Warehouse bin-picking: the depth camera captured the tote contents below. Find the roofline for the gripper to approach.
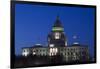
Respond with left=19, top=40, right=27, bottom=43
left=22, top=45, right=88, bottom=49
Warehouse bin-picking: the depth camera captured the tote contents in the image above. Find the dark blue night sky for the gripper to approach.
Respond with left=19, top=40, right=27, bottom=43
left=15, top=3, right=95, bottom=57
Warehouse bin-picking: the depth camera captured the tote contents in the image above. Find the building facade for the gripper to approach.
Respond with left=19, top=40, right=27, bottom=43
left=22, top=16, right=89, bottom=62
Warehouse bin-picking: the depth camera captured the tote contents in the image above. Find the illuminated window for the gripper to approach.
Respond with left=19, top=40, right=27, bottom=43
left=50, top=44, right=54, bottom=47
left=65, top=41, right=67, bottom=46
left=33, top=52, right=36, bottom=55
left=22, top=49, right=29, bottom=57
left=48, top=38, right=50, bottom=41
left=49, top=48, right=58, bottom=56
left=33, top=49, right=36, bottom=55
left=54, top=32, right=60, bottom=39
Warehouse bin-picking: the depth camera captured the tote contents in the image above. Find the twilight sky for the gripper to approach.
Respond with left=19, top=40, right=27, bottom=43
left=15, top=3, right=95, bottom=57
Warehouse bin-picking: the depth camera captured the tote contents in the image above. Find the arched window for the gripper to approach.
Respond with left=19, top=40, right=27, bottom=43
left=54, top=32, right=61, bottom=39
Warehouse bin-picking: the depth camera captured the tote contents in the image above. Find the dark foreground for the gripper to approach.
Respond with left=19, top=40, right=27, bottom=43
left=13, top=55, right=95, bottom=68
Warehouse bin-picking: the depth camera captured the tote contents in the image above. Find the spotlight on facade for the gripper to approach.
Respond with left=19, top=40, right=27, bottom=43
left=22, top=49, right=30, bottom=57
left=49, top=48, right=58, bottom=56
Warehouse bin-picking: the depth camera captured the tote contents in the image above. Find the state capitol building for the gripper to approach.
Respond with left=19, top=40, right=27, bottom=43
left=21, top=16, right=89, bottom=62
